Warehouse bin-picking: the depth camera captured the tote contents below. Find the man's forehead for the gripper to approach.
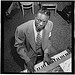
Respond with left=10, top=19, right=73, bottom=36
left=37, top=13, right=49, bottom=19
left=37, top=13, right=46, bottom=17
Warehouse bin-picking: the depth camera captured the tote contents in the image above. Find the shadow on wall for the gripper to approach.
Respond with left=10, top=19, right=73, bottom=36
left=10, top=36, right=25, bottom=71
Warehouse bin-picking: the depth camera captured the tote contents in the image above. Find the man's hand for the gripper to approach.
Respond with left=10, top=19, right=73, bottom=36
left=43, top=53, right=51, bottom=65
left=27, top=61, right=34, bottom=73
left=44, top=53, right=56, bottom=65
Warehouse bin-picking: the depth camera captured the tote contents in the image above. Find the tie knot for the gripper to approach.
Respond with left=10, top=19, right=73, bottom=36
left=37, top=32, right=41, bottom=39
left=37, top=32, right=40, bottom=35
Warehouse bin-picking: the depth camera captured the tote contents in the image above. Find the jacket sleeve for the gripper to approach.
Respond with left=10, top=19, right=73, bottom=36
left=44, top=21, right=58, bottom=57
left=14, top=27, right=30, bottom=63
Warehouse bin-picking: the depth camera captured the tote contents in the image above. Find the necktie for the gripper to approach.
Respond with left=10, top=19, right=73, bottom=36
left=35, top=32, right=44, bottom=64
left=36, top=32, right=42, bottom=50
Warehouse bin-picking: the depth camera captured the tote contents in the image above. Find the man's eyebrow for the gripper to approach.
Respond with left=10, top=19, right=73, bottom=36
left=43, top=21, right=46, bottom=22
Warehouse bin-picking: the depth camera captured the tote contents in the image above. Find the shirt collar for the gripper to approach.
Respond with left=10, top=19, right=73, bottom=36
left=33, top=20, right=36, bottom=33
left=33, top=20, right=43, bottom=41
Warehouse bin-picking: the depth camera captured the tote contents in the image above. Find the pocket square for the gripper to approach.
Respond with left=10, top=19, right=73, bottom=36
left=49, top=32, right=51, bottom=37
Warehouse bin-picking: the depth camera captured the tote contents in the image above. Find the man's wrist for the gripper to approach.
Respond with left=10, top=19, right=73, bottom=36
left=44, top=49, right=49, bottom=57
left=44, top=53, right=48, bottom=57
left=44, top=48, right=48, bottom=54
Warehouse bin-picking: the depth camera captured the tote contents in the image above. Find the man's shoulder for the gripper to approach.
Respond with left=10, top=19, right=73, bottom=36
left=46, top=20, right=53, bottom=32
left=17, top=20, right=34, bottom=30
left=48, top=20, right=53, bottom=25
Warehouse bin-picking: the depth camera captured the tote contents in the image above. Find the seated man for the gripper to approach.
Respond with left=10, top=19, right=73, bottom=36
left=14, top=9, right=58, bottom=73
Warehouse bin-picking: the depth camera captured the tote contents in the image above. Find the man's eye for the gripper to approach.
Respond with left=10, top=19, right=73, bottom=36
left=44, top=21, right=46, bottom=22
left=43, top=21, right=46, bottom=23
left=38, top=19, right=41, bottom=22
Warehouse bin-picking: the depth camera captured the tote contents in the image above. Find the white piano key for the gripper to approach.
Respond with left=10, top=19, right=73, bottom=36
left=34, top=61, right=44, bottom=71
left=38, top=67, right=41, bottom=70
left=45, top=62, right=48, bottom=66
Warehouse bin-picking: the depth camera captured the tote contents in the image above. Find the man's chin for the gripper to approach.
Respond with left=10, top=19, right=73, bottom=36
left=36, top=26, right=45, bottom=32
left=37, top=28, right=42, bottom=32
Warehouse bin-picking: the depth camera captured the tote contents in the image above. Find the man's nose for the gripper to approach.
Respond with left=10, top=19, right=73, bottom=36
left=39, top=22, right=43, bottom=26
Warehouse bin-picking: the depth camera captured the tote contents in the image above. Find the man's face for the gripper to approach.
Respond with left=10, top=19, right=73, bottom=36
left=35, top=13, right=49, bottom=32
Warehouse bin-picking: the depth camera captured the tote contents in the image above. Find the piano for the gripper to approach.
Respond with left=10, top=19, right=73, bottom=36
left=34, top=49, right=71, bottom=73
left=21, top=49, right=71, bottom=73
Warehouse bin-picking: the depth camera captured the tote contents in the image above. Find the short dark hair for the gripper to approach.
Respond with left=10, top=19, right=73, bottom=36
left=35, top=9, right=50, bottom=18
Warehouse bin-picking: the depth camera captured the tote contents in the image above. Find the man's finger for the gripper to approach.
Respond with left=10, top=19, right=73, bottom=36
left=46, top=61, right=50, bottom=65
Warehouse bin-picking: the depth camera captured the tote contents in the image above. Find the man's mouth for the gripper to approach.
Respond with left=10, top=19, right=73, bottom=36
left=36, top=25, right=44, bottom=32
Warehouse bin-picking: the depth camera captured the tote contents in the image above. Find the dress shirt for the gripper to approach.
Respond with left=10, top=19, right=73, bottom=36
left=33, top=21, right=43, bottom=42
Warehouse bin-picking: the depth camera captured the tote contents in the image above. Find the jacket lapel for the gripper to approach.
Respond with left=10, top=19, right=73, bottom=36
left=25, top=23, right=36, bottom=52
left=25, top=20, right=50, bottom=52
left=42, top=24, right=49, bottom=51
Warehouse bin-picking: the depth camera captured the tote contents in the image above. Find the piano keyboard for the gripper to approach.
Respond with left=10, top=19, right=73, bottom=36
left=34, top=49, right=71, bottom=72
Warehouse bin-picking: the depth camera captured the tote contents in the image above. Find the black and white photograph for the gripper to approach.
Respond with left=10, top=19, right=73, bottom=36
left=3, top=1, right=72, bottom=73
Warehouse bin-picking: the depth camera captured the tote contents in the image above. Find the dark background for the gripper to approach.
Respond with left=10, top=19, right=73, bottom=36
left=2, top=1, right=72, bottom=73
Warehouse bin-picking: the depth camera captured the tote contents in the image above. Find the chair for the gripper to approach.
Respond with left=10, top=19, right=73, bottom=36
left=20, top=2, right=34, bottom=17
left=41, top=3, right=57, bottom=15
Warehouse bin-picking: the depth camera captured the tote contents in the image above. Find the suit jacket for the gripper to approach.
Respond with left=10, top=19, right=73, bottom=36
left=14, top=20, right=58, bottom=63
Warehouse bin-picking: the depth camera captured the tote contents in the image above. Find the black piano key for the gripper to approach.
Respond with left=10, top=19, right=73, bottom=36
left=40, top=63, right=47, bottom=70
left=50, top=59, right=54, bottom=64
left=44, top=63, right=47, bottom=67
left=41, top=66, right=43, bottom=69
left=60, top=56, right=62, bottom=59
left=43, top=63, right=47, bottom=67
left=60, top=54, right=66, bottom=59
left=37, top=68, right=38, bottom=71
left=56, top=57, right=61, bottom=61
left=65, top=53, right=69, bottom=56
left=58, top=57, right=60, bottom=60
left=38, top=67, right=40, bottom=70
left=66, top=49, right=71, bottom=54
left=52, top=58, right=56, bottom=62
left=37, top=67, right=40, bottom=71
left=46, top=61, right=50, bottom=65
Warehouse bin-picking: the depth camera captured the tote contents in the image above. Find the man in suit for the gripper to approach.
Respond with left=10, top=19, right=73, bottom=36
left=14, top=9, right=58, bottom=73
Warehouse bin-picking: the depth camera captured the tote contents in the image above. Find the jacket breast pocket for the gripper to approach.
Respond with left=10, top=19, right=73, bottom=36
left=49, top=32, right=51, bottom=40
